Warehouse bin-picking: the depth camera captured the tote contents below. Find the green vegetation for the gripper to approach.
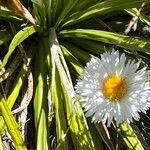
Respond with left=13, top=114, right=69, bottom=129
left=0, top=0, right=150, bottom=149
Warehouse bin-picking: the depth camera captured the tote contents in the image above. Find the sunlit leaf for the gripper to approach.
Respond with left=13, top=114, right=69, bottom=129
left=0, top=6, right=22, bottom=21
left=60, top=29, right=150, bottom=52
left=33, top=38, right=49, bottom=150
left=117, top=122, right=144, bottom=150
left=0, top=25, right=38, bottom=70
left=0, top=94, right=27, bottom=150
left=61, top=0, right=150, bottom=27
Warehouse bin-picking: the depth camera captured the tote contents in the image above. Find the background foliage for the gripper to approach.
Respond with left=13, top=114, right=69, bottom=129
left=0, top=0, right=150, bottom=150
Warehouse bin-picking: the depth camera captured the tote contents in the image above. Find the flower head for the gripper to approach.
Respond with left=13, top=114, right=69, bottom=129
left=75, top=50, right=150, bottom=126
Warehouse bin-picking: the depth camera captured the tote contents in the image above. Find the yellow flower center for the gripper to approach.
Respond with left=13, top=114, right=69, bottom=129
left=102, top=75, right=127, bottom=101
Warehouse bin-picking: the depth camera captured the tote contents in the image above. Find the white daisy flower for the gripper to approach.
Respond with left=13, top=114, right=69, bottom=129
left=75, top=50, right=150, bottom=126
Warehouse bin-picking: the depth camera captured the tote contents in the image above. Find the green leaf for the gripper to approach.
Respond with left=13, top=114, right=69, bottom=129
left=61, top=0, right=150, bottom=27
left=60, top=29, right=150, bottom=52
left=0, top=30, right=11, bottom=46
left=0, top=6, right=22, bottom=21
left=0, top=44, right=36, bottom=134
left=50, top=68, right=69, bottom=150
left=61, top=41, right=91, bottom=64
left=32, top=0, right=49, bottom=28
left=61, top=44, right=84, bottom=76
left=55, top=0, right=79, bottom=28
left=49, top=28, right=74, bottom=97
left=33, top=37, right=49, bottom=150
left=0, top=65, right=27, bottom=134
left=0, top=94, right=27, bottom=150
left=51, top=0, right=64, bottom=25
left=50, top=28, right=97, bottom=149
left=0, top=26, right=38, bottom=70
left=87, top=116, right=104, bottom=150
left=68, top=0, right=100, bottom=15
left=68, top=38, right=111, bottom=54
left=95, top=123, right=115, bottom=150
left=117, top=122, right=144, bottom=150
left=0, top=136, right=3, bottom=150
left=62, top=87, right=101, bottom=150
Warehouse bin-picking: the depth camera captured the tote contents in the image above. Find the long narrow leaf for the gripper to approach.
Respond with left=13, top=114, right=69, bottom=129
left=61, top=0, right=150, bottom=27
left=62, top=86, right=101, bottom=150
left=50, top=27, right=97, bottom=149
left=68, top=38, right=111, bottom=54
left=0, top=94, right=27, bottom=150
left=0, top=65, right=27, bottom=134
left=0, top=26, right=38, bottom=70
left=33, top=38, right=49, bottom=150
left=32, top=0, right=51, bottom=27
left=117, top=122, right=144, bottom=150
left=1, top=0, right=35, bottom=24
left=61, top=41, right=91, bottom=64
left=51, top=68, right=69, bottom=149
left=51, top=0, right=64, bottom=25
left=0, top=44, right=36, bottom=134
left=60, top=29, right=150, bottom=52
left=49, top=31, right=69, bottom=149
left=0, top=6, right=22, bottom=21
left=50, top=28, right=74, bottom=97
left=55, top=0, right=79, bottom=28
left=0, top=136, right=3, bottom=150
left=61, top=44, right=83, bottom=76
left=68, top=0, right=100, bottom=15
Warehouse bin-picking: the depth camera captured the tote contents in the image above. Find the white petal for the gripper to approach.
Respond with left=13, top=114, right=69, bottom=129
left=75, top=50, right=150, bottom=126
